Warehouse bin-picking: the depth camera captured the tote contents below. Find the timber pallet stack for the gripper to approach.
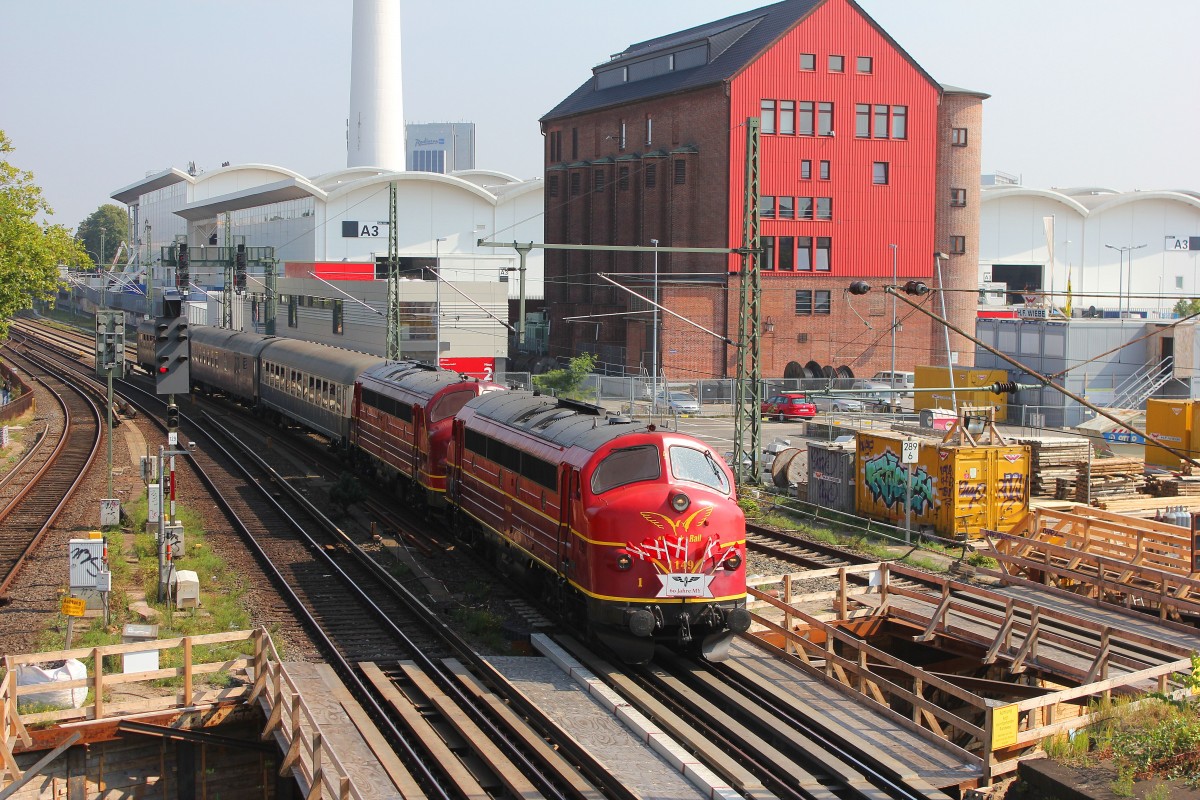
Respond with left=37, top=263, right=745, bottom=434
left=1015, top=436, right=1092, bottom=499
left=1145, top=474, right=1200, bottom=497
left=1075, top=456, right=1146, bottom=505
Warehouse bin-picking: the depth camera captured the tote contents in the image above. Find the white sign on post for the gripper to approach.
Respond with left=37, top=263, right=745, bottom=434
left=902, top=440, right=919, bottom=464
left=100, top=499, right=120, bottom=528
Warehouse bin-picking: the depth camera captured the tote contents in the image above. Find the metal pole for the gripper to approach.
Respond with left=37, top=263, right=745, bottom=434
left=516, top=243, right=531, bottom=348
left=935, top=252, right=957, bottom=408
left=434, top=238, right=446, bottom=366
left=905, top=462, right=913, bottom=545
left=158, top=445, right=166, bottom=602
left=890, top=244, right=898, bottom=398
left=651, top=238, right=659, bottom=405
left=106, top=372, right=114, bottom=499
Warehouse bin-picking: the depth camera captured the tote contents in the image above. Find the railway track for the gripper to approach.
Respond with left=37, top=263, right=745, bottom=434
left=0, top=344, right=102, bottom=600
left=14, top=318, right=641, bottom=800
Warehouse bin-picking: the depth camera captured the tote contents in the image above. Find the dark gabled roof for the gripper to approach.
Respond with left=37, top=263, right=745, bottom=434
left=541, top=0, right=943, bottom=124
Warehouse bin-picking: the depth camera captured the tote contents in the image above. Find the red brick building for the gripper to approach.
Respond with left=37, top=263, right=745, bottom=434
left=540, top=0, right=985, bottom=381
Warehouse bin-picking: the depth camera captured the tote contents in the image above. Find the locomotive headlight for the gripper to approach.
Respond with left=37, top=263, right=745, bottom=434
left=670, top=492, right=691, bottom=512
left=723, top=551, right=743, bottom=571
left=615, top=552, right=633, bottom=571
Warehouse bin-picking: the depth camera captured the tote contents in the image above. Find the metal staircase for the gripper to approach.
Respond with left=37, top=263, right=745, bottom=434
left=1107, top=356, right=1174, bottom=410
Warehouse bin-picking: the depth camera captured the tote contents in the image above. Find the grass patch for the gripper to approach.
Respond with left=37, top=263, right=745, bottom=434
left=450, top=605, right=507, bottom=653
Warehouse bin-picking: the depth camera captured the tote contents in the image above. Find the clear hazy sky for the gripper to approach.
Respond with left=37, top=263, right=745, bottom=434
left=4, top=0, right=1197, bottom=230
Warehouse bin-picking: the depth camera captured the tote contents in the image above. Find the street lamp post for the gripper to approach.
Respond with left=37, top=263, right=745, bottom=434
left=650, top=238, right=659, bottom=404
left=1104, top=243, right=1148, bottom=318
left=889, top=244, right=898, bottom=395
left=434, top=237, right=447, bottom=366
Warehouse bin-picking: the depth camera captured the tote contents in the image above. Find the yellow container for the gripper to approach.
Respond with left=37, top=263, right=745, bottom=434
left=854, top=432, right=1030, bottom=539
left=1144, top=398, right=1194, bottom=469
left=914, top=366, right=1009, bottom=418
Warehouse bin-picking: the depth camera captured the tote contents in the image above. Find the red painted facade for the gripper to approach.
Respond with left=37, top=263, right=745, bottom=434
left=726, top=0, right=939, bottom=278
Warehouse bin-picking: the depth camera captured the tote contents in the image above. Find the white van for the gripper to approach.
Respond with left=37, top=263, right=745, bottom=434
left=871, top=371, right=915, bottom=397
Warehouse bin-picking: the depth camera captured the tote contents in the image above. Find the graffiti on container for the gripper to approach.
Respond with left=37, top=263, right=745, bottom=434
left=863, top=450, right=936, bottom=514
left=997, top=471, right=1026, bottom=516
left=958, top=480, right=985, bottom=507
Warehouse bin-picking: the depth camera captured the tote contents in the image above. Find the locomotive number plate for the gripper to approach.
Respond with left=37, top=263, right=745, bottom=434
left=658, top=573, right=714, bottom=598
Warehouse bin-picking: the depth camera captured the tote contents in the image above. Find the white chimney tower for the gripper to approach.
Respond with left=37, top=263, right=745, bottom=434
left=347, top=0, right=404, bottom=170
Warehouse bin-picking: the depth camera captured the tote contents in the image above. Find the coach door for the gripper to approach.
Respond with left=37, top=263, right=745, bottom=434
left=558, top=468, right=580, bottom=580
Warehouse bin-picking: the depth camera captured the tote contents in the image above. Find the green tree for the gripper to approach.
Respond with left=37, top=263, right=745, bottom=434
left=1172, top=298, right=1200, bottom=318
left=0, top=131, right=87, bottom=336
left=532, top=352, right=597, bottom=400
left=76, top=204, right=128, bottom=269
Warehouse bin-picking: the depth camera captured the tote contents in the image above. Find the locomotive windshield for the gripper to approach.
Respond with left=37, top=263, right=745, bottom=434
left=429, top=389, right=474, bottom=422
left=669, top=446, right=731, bottom=494
left=591, top=445, right=661, bottom=494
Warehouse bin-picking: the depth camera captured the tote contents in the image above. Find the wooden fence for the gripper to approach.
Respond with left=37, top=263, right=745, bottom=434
left=1, top=628, right=363, bottom=800
left=746, top=562, right=1197, bottom=784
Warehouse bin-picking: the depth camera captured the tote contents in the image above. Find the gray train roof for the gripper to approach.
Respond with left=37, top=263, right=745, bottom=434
left=259, top=337, right=385, bottom=384
left=467, top=391, right=653, bottom=452
left=360, top=361, right=471, bottom=400
left=188, top=325, right=275, bottom=357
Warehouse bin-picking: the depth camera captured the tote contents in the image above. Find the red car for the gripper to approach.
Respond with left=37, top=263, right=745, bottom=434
left=761, top=392, right=817, bottom=420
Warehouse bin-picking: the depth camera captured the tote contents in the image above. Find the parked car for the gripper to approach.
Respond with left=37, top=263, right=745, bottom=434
left=850, top=379, right=896, bottom=411
left=656, top=391, right=701, bottom=414
left=871, top=370, right=915, bottom=397
left=761, top=392, right=817, bottom=420
left=811, top=394, right=863, bottom=413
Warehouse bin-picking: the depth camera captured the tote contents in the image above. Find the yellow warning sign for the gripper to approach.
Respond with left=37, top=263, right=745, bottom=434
left=60, top=596, right=86, bottom=617
left=991, top=704, right=1019, bottom=750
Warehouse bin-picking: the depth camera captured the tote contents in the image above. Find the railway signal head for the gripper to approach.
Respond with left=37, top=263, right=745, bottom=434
left=176, top=243, right=189, bottom=290
left=166, top=403, right=179, bottom=433
left=234, top=244, right=247, bottom=295
left=154, top=291, right=190, bottom=395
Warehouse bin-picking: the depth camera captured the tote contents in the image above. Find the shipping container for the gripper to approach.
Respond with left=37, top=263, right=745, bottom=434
left=914, top=365, right=1009, bottom=418
left=854, top=431, right=1030, bottom=539
left=807, top=441, right=856, bottom=514
left=1144, top=398, right=1197, bottom=469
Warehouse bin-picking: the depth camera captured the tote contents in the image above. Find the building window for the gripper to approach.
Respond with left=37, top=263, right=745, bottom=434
left=816, top=197, right=833, bottom=220
left=618, top=166, right=629, bottom=191
left=570, top=172, right=581, bottom=195
left=855, top=104, right=870, bottom=138
left=761, top=236, right=775, bottom=270
left=814, top=290, right=831, bottom=314
left=674, top=159, right=686, bottom=184
left=817, top=102, right=834, bottom=136
left=950, top=187, right=966, bottom=207
left=951, top=127, right=968, bottom=146
left=759, top=195, right=776, bottom=219
left=891, top=105, right=907, bottom=139
left=828, top=55, right=844, bottom=73
left=819, top=160, right=830, bottom=180
left=800, top=160, right=812, bottom=180
left=594, top=169, right=605, bottom=192
left=288, top=297, right=298, bottom=328
left=873, top=104, right=889, bottom=138
left=796, top=290, right=813, bottom=315
left=548, top=174, right=560, bottom=197
left=777, top=196, right=794, bottom=219
left=619, top=121, right=626, bottom=151
left=950, top=235, right=966, bottom=254
left=778, top=236, right=795, bottom=271
left=549, top=131, right=562, bottom=162
left=816, top=237, right=831, bottom=270
left=332, top=299, right=343, bottom=335
left=646, top=116, right=653, bottom=146
left=761, top=99, right=776, bottom=134
left=645, top=163, right=657, bottom=188
left=798, top=236, right=812, bottom=270
left=571, top=128, right=578, bottom=159
left=797, top=197, right=813, bottom=220
left=798, top=101, right=814, bottom=136
left=873, top=162, right=889, bottom=185
left=800, top=53, right=815, bottom=71
left=856, top=56, right=873, bottom=74
left=779, top=100, right=795, bottom=135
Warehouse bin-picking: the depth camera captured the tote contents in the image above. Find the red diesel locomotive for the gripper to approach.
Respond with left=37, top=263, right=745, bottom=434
left=446, top=391, right=750, bottom=662
left=353, top=361, right=503, bottom=507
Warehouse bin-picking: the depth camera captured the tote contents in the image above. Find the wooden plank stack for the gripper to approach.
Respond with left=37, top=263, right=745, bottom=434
left=1075, top=456, right=1146, bottom=505
left=1014, top=437, right=1093, bottom=499
left=1145, top=474, right=1200, bottom=497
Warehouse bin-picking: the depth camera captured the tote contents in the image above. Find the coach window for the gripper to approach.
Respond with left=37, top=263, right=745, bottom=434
left=669, top=446, right=730, bottom=493
left=591, top=445, right=661, bottom=494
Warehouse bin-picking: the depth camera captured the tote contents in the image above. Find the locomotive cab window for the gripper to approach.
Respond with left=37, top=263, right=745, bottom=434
left=591, top=445, right=661, bottom=494
left=669, top=446, right=731, bottom=493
